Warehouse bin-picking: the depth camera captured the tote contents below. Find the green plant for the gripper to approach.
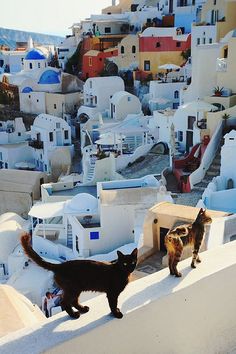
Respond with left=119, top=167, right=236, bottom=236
left=214, top=86, right=224, bottom=96
left=222, top=113, right=230, bottom=131
left=181, top=48, right=191, bottom=61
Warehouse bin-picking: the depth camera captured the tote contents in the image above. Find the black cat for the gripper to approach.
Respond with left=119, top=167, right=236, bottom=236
left=21, top=233, right=138, bottom=319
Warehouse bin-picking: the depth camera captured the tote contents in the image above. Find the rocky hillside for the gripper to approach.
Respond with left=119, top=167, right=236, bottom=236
left=0, top=27, right=64, bottom=49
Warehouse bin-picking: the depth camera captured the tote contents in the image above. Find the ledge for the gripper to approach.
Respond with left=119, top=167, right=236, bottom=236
left=1, top=242, right=236, bottom=354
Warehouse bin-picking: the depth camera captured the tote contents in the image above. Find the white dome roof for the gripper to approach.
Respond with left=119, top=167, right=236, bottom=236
left=0, top=220, right=23, bottom=263
left=64, top=193, right=98, bottom=214
left=0, top=212, right=27, bottom=228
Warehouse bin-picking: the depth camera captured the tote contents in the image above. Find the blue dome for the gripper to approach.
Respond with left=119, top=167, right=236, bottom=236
left=25, top=49, right=46, bottom=60
left=22, top=87, right=33, bottom=93
left=38, top=70, right=60, bottom=85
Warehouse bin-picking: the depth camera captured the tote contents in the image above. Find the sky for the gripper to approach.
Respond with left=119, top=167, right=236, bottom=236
left=0, top=0, right=112, bottom=37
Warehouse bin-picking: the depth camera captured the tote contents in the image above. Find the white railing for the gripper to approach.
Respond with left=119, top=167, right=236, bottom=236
left=115, top=143, right=154, bottom=171
left=216, top=57, right=227, bottom=72
left=189, top=121, right=223, bottom=188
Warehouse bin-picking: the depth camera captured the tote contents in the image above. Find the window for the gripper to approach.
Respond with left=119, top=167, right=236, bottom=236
left=95, top=96, right=97, bottom=104
left=197, top=38, right=200, bottom=45
left=121, top=45, right=124, bottom=54
left=38, top=63, right=41, bottom=68
left=64, top=130, right=69, bottom=139
left=37, top=99, right=39, bottom=102
left=90, top=231, right=99, bottom=240
left=127, top=96, right=131, bottom=102
left=156, top=42, right=161, bottom=48
left=105, top=27, right=111, bottom=33
left=174, top=90, right=179, bottom=99
left=54, top=104, right=57, bottom=109
left=144, top=60, right=150, bottom=71
left=89, top=57, right=92, bottom=66
left=203, top=37, right=206, bottom=44
left=56, top=123, right=60, bottom=128
left=0, top=152, right=2, bottom=160
left=132, top=45, right=136, bottom=53
left=49, top=132, right=53, bottom=142
left=213, top=0, right=216, bottom=4
left=28, top=95, right=31, bottom=99
left=44, top=164, right=47, bottom=171
left=4, top=162, right=8, bottom=169
left=178, top=131, right=183, bottom=141
left=176, top=41, right=181, bottom=48
left=18, top=132, right=21, bottom=136
left=209, top=38, right=213, bottom=44
left=29, top=63, right=33, bottom=69
left=89, top=80, right=92, bottom=88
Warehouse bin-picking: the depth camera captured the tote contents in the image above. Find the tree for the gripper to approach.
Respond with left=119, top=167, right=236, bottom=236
left=64, top=42, right=82, bottom=75
left=222, top=113, right=230, bottom=134
left=181, top=48, right=191, bottom=62
left=48, top=52, right=60, bottom=68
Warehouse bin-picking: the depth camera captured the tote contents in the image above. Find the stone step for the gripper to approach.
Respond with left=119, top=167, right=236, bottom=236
left=208, top=164, right=221, bottom=171
left=213, top=157, right=221, bottom=164
left=202, top=178, right=212, bottom=184
left=194, top=181, right=208, bottom=188
left=206, top=170, right=220, bottom=176
left=192, top=186, right=206, bottom=192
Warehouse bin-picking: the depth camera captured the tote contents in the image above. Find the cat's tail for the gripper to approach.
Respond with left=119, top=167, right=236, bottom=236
left=21, top=232, right=59, bottom=272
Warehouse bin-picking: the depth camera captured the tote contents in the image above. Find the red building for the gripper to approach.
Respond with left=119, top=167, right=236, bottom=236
left=82, top=48, right=118, bottom=79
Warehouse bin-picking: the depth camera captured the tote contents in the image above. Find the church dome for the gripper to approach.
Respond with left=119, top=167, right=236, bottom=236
left=22, top=86, right=33, bottom=93
left=25, top=49, right=46, bottom=60
left=38, top=70, right=60, bottom=84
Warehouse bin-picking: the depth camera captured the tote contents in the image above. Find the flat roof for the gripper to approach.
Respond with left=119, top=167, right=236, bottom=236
left=51, top=185, right=97, bottom=198
left=150, top=202, right=228, bottom=220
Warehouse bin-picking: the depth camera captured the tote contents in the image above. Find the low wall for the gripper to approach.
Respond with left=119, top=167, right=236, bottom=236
left=2, top=242, right=236, bottom=354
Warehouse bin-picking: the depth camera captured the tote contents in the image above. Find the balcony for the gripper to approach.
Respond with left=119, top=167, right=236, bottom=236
left=216, top=58, right=227, bottom=72
left=29, top=140, right=44, bottom=149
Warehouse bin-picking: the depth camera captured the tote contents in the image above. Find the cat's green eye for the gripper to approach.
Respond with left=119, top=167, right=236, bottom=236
left=132, top=261, right=136, bottom=264
left=123, top=262, right=127, bottom=266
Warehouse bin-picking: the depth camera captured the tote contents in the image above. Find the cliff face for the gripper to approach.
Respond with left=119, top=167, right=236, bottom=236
left=0, top=27, right=64, bottom=49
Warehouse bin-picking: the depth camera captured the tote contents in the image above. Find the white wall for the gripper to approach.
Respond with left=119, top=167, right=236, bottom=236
left=4, top=242, right=236, bottom=354
left=183, top=41, right=219, bottom=103
left=220, top=130, right=236, bottom=186
left=20, top=91, right=46, bottom=114
left=111, top=93, right=141, bottom=120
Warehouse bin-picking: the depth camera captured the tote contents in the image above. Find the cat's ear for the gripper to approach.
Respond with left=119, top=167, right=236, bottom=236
left=131, top=248, right=138, bottom=258
left=117, top=250, right=123, bottom=258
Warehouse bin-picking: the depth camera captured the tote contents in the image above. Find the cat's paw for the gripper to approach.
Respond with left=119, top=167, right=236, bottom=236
left=80, top=305, right=89, bottom=313
left=191, top=263, right=196, bottom=268
left=175, top=272, right=182, bottom=277
left=70, top=311, right=80, bottom=319
left=112, top=310, right=123, bottom=319
left=196, top=258, right=201, bottom=263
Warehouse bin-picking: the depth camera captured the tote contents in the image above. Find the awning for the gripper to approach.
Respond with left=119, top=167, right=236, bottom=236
left=28, top=201, right=65, bottom=219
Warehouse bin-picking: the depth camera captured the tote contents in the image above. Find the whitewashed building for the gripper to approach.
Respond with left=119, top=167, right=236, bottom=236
left=0, top=48, right=83, bottom=117
left=29, top=114, right=74, bottom=174
left=77, top=76, right=125, bottom=121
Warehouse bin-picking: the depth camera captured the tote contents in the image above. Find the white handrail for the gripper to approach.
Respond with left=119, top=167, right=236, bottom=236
left=189, top=121, right=223, bottom=188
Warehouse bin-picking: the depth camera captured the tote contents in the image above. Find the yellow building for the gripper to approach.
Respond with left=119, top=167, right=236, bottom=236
left=201, top=0, right=236, bottom=41
left=102, top=0, right=132, bottom=14
left=110, top=34, right=139, bottom=70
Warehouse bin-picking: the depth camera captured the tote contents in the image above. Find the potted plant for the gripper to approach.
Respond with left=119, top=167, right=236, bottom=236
left=213, top=86, right=224, bottom=96
left=222, top=112, right=230, bottom=135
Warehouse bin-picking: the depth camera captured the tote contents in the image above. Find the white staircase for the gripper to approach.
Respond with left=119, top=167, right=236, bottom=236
left=67, top=223, right=73, bottom=249
left=85, top=156, right=97, bottom=183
